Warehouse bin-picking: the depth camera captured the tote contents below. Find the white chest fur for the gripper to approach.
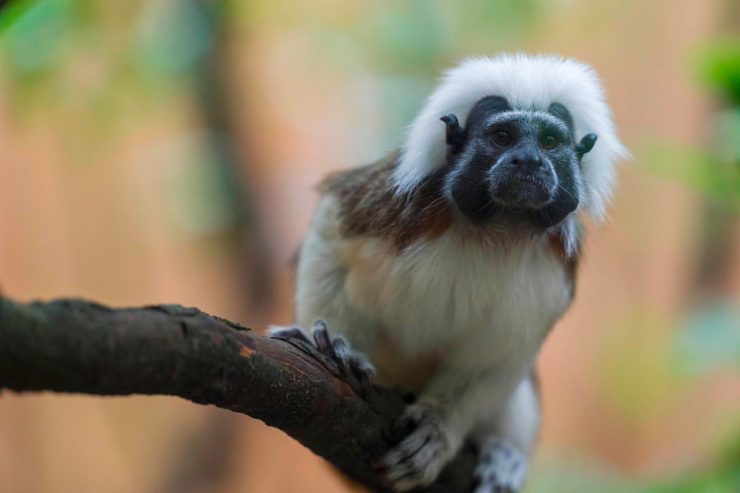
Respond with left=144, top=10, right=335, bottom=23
left=340, top=228, right=571, bottom=368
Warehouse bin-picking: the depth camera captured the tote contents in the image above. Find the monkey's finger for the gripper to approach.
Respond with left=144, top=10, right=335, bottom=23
left=312, top=320, right=337, bottom=359
left=267, top=325, right=311, bottom=344
left=348, top=354, right=375, bottom=390
left=331, top=337, right=352, bottom=375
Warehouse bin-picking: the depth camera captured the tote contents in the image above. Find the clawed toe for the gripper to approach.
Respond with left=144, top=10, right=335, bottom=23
left=268, top=325, right=311, bottom=343
left=311, top=320, right=334, bottom=357
left=269, top=320, right=374, bottom=390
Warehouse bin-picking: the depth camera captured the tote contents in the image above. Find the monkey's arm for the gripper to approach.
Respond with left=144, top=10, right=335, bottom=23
left=381, top=355, right=533, bottom=491
left=294, top=195, right=382, bottom=356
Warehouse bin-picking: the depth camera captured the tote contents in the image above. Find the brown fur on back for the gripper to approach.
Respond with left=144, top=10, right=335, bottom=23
left=321, top=151, right=452, bottom=250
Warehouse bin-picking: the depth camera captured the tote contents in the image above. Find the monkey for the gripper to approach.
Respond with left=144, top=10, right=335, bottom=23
left=271, top=53, right=628, bottom=492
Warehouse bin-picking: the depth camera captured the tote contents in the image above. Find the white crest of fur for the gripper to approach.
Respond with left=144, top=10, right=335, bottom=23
left=393, top=53, right=629, bottom=221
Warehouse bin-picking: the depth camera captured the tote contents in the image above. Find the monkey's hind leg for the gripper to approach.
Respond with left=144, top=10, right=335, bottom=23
left=269, top=320, right=375, bottom=389
left=472, top=375, right=539, bottom=493
left=473, top=438, right=527, bottom=493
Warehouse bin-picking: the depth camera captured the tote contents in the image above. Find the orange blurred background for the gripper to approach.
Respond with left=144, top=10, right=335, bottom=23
left=0, top=1, right=738, bottom=492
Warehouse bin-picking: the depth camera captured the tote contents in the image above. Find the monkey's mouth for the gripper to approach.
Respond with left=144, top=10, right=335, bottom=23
left=489, top=174, right=555, bottom=209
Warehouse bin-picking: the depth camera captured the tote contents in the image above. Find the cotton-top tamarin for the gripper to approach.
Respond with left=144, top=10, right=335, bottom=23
left=271, top=53, right=627, bottom=492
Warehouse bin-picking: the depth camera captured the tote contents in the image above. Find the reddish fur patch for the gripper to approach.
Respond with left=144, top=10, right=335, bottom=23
left=547, top=233, right=579, bottom=297
left=321, top=151, right=452, bottom=250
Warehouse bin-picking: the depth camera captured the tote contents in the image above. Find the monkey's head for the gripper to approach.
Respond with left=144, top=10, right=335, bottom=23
left=393, top=54, right=628, bottom=242
left=441, top=96, right=597, bottom=227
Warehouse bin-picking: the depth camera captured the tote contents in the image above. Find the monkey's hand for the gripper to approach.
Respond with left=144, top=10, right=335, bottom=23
left=269, top=320, right=375, bottom=390
left=379, top=403, right=456, bottom=491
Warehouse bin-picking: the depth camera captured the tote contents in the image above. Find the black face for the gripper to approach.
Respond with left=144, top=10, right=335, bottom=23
left=442, top=96, right=597, bottom=228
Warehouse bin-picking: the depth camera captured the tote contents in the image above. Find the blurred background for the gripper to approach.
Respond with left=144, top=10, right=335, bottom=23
left=0, top=0, right=738, bottom=492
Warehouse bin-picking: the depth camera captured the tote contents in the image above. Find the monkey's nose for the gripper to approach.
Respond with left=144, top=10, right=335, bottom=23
left=510, top=152, right=542, bottom=172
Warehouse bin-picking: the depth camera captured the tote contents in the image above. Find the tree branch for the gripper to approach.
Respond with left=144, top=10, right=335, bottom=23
left=0, top=297, right=476, bottom=493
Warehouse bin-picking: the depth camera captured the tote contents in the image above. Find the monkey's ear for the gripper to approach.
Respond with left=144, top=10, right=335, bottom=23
left=575, top=133, right=597, bottom=159
left=440, top=114, right=466, bottom=153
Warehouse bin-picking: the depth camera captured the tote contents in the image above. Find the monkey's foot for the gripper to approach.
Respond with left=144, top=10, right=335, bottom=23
left=268, top=320, right=375, bottom=389
left=379, top=404, right=452, bottom=491
left=472, top=439, right=527, bottom=493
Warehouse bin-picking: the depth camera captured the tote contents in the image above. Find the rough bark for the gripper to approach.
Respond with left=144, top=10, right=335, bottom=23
left=0, top=297, right=477, bottom=493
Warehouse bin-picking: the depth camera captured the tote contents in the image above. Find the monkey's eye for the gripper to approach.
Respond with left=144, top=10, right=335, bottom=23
left=540, top=133, right=560, bottom=150
left=491, top=129, right=513, bottom=147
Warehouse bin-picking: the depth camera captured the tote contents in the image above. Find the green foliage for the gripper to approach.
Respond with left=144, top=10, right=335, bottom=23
left=528, top=433, right=740, bottom=493
left=2, top=0, right=79, bottom=78
left=132, top=0, right=213, bottom=82
left=695, top=39, right=740, bottom=105
left=596, top=309, right=677, bottom=420
left=165, top=131, right=239, bottom=235
left=527, top=459, right=643, bottom=493
left=0, top=0, right=37, bottom=34
left=641, top=143, right=739, bottom=211
left=359, top=2, right=448, bottom=72
left=642, top=433, right=740, bottom=493
left=670, top=301, right=740, bottom=377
